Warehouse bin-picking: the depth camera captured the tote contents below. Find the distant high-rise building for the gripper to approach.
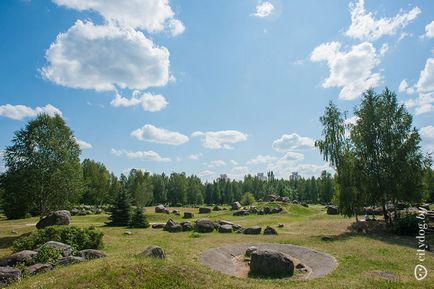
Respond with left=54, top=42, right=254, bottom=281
left=289, top=172, right=301, bottom=181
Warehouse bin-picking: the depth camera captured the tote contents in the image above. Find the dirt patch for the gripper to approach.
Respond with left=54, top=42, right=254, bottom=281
left=199, top=243, right=337, bottom=280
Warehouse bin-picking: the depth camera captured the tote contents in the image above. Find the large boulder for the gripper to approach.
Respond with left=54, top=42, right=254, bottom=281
left=327, top=206, right=339, bottom=215
left=140, top=245, right=165, bottom=259
left=263, top=226, right=278, bottom=235
left=180, top=221, right=193, bottom=231
left=0, top=266, right=21, bottom=284
left=58, top=256, right=85, bottom=266
left=233, top=210, right=249, bottom=216
left=265, top=195, right=278, bottom=202
left=281, top=197, right=290, bottom=203
left=243, top=226, right=262, bottom=235
left=249, top=249, right=294, bottom=277
left=195, top=218, right=214, bottom=233
left=218, top=220, right=234, bottom=226
left=36, top=210, right=71, bottom=229
left=39, top=241, right=72, bottom=257
left=151, top=223, right=165, bottom=229
left=218, top=224, right=233, bottom=233
left=271, top=207, right=283, bottom=214
left=0, top=250, right=37, bottom=266
left=77, top=249, right=107, bottom=260
left=155, top=204, right=166, bottom=213
left=163, top=219, right=182, bottom=233
left=231, top=202, right=241, bottom=210
left=183, top=212, right=194, bottom=219
left=27, top=263, right=53, bottom=275
left=199, top=207, right=211, bottom=214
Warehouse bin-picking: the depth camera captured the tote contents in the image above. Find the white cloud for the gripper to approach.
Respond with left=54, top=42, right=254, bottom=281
left=41, top=20, right=170, bottom=91
left=398, top=79, right=415, bottom=95
left=416, top=58, right=434, bottom=94
left=192, top=130, right=248, bottom=149
left=111, top=148, right=170, bottom=162
left=404, top=58, right=434, bottom=115
left=0, top=104, right=62, bottom=120
left=421, top=126, right=434, bottom=139
left=346, top=0, right=420, bottom=41
left=228, top=166, right=250, bottom=180
left=424, top=21, right=434, bottom=38
left=380, top=43, right=389, bottom=56
left=345, top=115, right=359, bottom=126
left=251, top=1, right=274, bottom=18
left=75, top=138, right=92, bottom=149
left=198, top=170, right=216, bottom=181
left=405, top=93, right=434, bottom=115
left=247, top=154, right=278, bottom=165
left=272, top=133, right=315, bottom=152
left=229, top=160, right=238, bottom=165
left=111, top=91, right=168, bottom=112
left=53, top=0, right=184, bottom=36
left=131, top=124, right=189, bottom=145
left=281, top=151, right=304, bottom=161
left=208, top=160, right=227, bottom=167
left=188, top=153, right=202, bottom=160
left=311, top=41, right=381, bottom=100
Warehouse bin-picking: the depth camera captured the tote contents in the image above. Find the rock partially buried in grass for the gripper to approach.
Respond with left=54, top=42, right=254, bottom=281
left=195, top=218, right=215, bottom=233
left=326, top=206, right=339, bottom=215
left=199, top=207, right=211, bottom=214
left=163, top=219, right=182, bottom=233
left=140, top=245, right=165, bottom=259
left=218, top=224, right=233, bottom=233
left=0, top=266, right=21, bottom=284
left=263, top=226, right=278, bottom=235
left=231, top=201, right=241, bottom=210
left=58, top=256, right=85, bottom=266
left=243, top=226, right=262, bottom=235
left=245, top=246, right=257, bottom=258
left=39, top=241, right=72, bottom=257
left=183, top=212, right=194, bottom=219
left=0, top=250, right=37, bottom=266
left=155, top=204, right=166, bottom=213
left=151, top=223, right=165, bottom=229
left=27, top=263, right=53, bottom=275
left=77, top=249, right=107, bottom=260
left=249, top=249, right=294, bottom=278
left=180, top=221, right=193, bottom=231
left=36, top=210, right=71, bottom=229
left=233, top=210, right=249, bottom=216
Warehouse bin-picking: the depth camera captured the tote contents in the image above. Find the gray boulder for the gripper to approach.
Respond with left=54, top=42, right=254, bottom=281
left=77, top=249, right=107, bottom=260
left=231, top=202, right=241, bottom=210
left=243, top=226, right=262, bottom=235
left=281, top=197, right=290, bottom=202
left=233, top=210, right=249, bottom=216
left=58, top=256, right=85, bottom=266
left=199, top=207, right=211, bottom=214
left=163, top=219, right=182, bottom=233
left=245, top=246, right=257, bottom=258
left=249, top=249, right=294, bottom=277
left=264, top=226, right=278, bottom=235
left=36, top=210, right=71, bottom=229
left=218, top=220, right=234, bottom=226
left=218, top=224, right=233, bottom=233
left=327, top=206, right=339, bottom=215
left=180, top=221, right=193, bottom=231
left=155, top=204, right=166, bottom=213
left=183, top=212, right=194, bottom=218
left=27, top=263, right=53, bottom=275
left=151, top=223, right=165, bottom=229
left=39, top=241, right=72, bottom=257
left=140, top=245, right=165, bottom=259
left=0, top=250, right=37, bottom=266
left=195, top=218, right=214, bottom=233
left=0, top=266, right=21, bottom=284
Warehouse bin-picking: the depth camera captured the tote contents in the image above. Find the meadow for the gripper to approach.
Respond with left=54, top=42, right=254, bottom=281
left=0, top=204, right=433, bottom=289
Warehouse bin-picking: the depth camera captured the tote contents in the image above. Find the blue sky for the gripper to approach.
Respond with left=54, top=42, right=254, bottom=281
left=0, top=0, right=434, bottom=180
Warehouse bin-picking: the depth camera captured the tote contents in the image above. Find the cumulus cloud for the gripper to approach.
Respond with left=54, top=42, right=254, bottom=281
left=425, top=21, right=434, bottom=38
left=415, top=58, right=434, bottom=94
left=251, top=1, right=274, bottom=18
left=52, top=0, right=184, bottom=36
left=208, top=160, right=227, bottom=167
left=111, top=91, right=168, bottom=112
left=198, top=170, right=216, bottom=181
left=0, top=104, right=62, bottom=120
left=404, top=58, right=434, bottom=115
left=41, top=20, right=170, bottom=91
left=111, top=148, right=171, bottom=162
left=131, top=124, right=189, bottom=145
left=192, top=130, right=248, bottom=149
left=398, top=79, right=415, bottom=95
left=420, top=126, right=434, bottom=153
left=188, top=153, right=202, bottom=160
left=247, top=154, right=278, bottom=165
left=75, top=138, right=92, bottom=149
left=346, top=0, right=420, bottom=41
left=228, top=166, right=250, bottom=180
left=272, top=133, right=315, bottom=152
left=311, top=41, right=381, bottom=100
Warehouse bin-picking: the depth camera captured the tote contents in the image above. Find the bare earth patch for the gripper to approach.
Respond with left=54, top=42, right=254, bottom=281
left=199, top=243, right=337, bottom=280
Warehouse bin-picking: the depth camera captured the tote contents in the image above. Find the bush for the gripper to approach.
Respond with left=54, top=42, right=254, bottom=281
left=240, top=192, right=256, bottom=206
left=13, top=225, right=104, bottom=252
left=129, top=207, right=149, bottom=228
left=393, top=214, right=419, bottom=236
left=108, top=190, right=131, bottom=226
left=32, top=246, right=60, bottom=264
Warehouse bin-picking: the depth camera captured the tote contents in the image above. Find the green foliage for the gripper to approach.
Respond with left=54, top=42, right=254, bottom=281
left=392, top=214, right=419, bottom=236
left=81, top=159, right=110, bottom=206
left=240, top=192, right=256, bottom=206
left=129, top=207, right=149, bottom=228
left=2, top=114, right=82, bottom=219
left=33, top=246, right=60, bottom=264
left=127, top=169, right=153, bottom=207
left=108, top=190, right=131, bottom=226
left=13, top=225, right=104, bottom=252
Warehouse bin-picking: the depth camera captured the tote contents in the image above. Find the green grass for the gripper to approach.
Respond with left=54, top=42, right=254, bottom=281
left=0, top=203, right=433, bottom=289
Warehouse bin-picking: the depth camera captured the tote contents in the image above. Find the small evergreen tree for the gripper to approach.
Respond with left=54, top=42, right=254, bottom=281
left=108, top=190, right=131, bottom=226
left=240, top=192, right=256, bottom=206
left=129, top=207, right=149, bottom=228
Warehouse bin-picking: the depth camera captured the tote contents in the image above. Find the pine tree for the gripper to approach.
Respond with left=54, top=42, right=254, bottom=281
left=108, top=190, right=131, bottom=226
left=129, top=207, right=149, bottom=228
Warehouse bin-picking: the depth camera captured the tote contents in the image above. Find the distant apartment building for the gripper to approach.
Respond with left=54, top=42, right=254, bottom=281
left=256, top=173, right=267, bottom=181
left=289, top=172, right=301, bottom=181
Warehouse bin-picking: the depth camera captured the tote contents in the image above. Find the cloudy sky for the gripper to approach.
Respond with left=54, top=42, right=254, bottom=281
left=0, top=0, right=433, bottom=180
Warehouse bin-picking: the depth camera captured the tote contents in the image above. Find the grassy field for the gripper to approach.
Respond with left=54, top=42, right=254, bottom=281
left=0, top=204, right=433, bottom=289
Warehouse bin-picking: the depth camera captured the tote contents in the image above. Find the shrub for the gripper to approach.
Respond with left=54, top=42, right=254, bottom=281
left=129, top=207, right=149, bottom=228
left=13, top=225, right=104, bottom=252
left=32, top=246, right=60, bottom=264
left=108, top=190, right=131, bottom=226
left=393, top=214, right=419, bottom=236
left=240, top=192, right=256, bottom=206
